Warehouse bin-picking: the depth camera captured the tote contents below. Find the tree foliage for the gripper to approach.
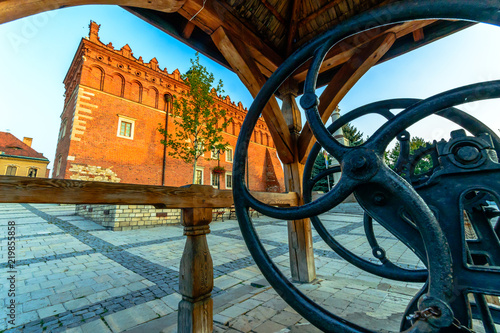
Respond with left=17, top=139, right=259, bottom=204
left=311, top=151, right=333, bottom=192
left=342, top=123, right=364, bottom=146
left=384, top=136, right=433, bottom=175
left=158, top=53, right=231, bottom=183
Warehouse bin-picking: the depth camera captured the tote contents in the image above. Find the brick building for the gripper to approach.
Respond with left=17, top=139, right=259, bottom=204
left=53, top=21, right=284, bottom=192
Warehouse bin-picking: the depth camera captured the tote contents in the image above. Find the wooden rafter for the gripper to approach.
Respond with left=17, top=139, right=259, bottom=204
left=182, top=21, right=196, bottom=39
left=297, top=33, right=396, bottom=163
left=211, top=27, right=294, bottom=164
left=260, top=0, right=285, bottom=25
left=286, top=0, right=301, bottom=55
left=179, top=0, right=283, bottom=71
left=413, top=28, right=425, bottom=42
left=292, top=20, right=436, bottom=83
left=298, top=0, right=343, bottom=28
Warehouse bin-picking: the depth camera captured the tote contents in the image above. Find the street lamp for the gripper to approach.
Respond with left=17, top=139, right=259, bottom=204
left=217, top=149, right=221, bottom=190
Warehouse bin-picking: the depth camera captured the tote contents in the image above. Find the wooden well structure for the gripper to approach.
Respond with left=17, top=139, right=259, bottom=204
left=0, top=1, right=480, bottom=332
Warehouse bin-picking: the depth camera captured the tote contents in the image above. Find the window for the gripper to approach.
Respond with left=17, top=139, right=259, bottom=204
left=28, top=168, right=38, bottom=177
left=225, top=172, right=232, bottom=189
left=195, top=168, right=204, bottom=185
left=226, top=147, right=233, bottom=163
left=211, top=173, right=220, bottom=188
left=117, top=115, right=136, bottom=139
left=120, top=121, right=132, bottom=136
left=56, top=155, right=62, bottom=177
left=6, top=166, right=17, bottom=176
left=58, top=118, right=67, bottom=141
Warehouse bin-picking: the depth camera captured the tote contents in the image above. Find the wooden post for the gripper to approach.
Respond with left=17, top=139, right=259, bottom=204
left=281, top=82, right=316, bottom=283
left=178, top=208, right=213, bottom=333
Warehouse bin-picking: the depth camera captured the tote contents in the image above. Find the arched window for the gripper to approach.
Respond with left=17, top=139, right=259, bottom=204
left=147, top=86, right=159, bottom=108
left=89, top=65, right=105, bottom=90
left=110, top=73, right=125, bottom=97
left=131, top=81, right=143, bottom=103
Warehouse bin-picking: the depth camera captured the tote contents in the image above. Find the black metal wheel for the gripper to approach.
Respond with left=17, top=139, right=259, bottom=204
left=233, top=1, right=500, bottom=332
left=302, top=98, right=500, bottom=284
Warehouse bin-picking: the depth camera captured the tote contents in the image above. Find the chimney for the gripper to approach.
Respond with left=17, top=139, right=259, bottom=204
left=89, top=21, right=101, bottom=42
left=23, top=137, right=33, bottom=147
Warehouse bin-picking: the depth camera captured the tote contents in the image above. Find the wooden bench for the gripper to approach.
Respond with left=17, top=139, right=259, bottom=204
left=213, top=210, right=225, bottom=221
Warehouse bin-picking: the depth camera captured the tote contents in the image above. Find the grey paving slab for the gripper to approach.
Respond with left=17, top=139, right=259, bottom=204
left=1, top=203, right=497, bottom=333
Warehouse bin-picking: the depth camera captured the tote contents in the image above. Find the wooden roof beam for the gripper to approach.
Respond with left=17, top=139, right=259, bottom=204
left=413, top=28, right=425, bottom=42
left=179, top=0, right=283, bottom=71
left=286, top=0, right=302, bottom=55
left=212, top=27, right=294, bottom=164
left=182, top=21, right=196, bottom=39
left=0, top=0, right=186, bottom=24
left=292, top=20, right=436, bottom=83
left=259, top=0, right=286, bottom=25
left=297, top=33, right=396, bottom=163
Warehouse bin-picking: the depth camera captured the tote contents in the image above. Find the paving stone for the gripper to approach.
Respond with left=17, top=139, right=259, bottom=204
left=253, top=320, right=287, bottom=333
left=64, top=298, right=91, bottom=311
left=104, top=303, right=157, bottom=332
left=23, top=298, right=51, bottom=312
left=146, top=299, right=174, bottom=316
left=269, top=310, right=302, bottom=327
left=37, top=304, right=66, bottom=318
left=80, top=319, right=112, bottom=333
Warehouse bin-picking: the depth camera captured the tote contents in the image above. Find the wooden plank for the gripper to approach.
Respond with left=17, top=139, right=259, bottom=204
left=0, top=176, right=299, bottom=208
left=211, top=26, right=295, bottom=164
left=0, top=0, right=186, bottom=24
left=297, top=33, right=396, bottom=163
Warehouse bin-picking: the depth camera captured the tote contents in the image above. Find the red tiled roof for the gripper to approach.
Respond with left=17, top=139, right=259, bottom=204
left=0, top=132, right=48, bottom=160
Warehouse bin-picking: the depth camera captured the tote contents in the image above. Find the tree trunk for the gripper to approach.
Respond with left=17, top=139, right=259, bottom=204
left=192, top=158, right=198, bottom=184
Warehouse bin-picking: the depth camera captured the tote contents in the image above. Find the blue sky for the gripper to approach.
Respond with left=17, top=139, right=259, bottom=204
left=0, top=5, right=499, bottom=169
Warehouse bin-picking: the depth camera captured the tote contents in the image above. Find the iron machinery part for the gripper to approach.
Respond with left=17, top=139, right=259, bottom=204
left=354, top=131, right=500, bottom=331
left=302, top=100, right=427, bottom=282
left=302, top=98, right=500, bottom=284
left=233, top=1, right=500, bottom=332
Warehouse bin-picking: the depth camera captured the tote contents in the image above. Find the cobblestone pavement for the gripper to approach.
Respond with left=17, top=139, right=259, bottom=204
left=0, top=203, right=454, bottom=332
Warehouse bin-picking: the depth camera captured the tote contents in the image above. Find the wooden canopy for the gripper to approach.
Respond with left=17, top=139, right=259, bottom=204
left=0, top=0, right=477, bottom=284
left=0, top=0, right=472, bottom=164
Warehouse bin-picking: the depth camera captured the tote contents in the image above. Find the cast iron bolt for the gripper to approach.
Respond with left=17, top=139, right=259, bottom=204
left=373, top=193, right=386, bottom=206
left=300, top=93, right=319, bottom=109
left=456, top=146, right=480, bottom=163
left=352, top=156, right=367, bottom=171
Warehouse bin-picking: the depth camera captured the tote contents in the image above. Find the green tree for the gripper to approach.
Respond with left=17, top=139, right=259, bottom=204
left=311, top=151, right=333, bottom=192
left=158, top=53, right=231, bottom=184
left=342, top=123, right=364, bottom=146
left=384, top=136, right=433, bottom=175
